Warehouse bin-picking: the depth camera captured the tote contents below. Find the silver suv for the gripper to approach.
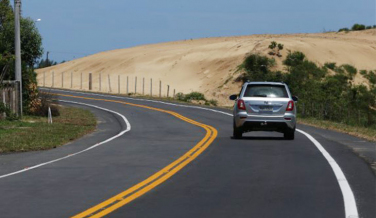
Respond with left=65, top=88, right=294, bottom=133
left=230, top=82, right=298, bottom=140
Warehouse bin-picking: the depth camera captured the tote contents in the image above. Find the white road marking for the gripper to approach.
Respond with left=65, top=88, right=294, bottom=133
left=0, top=100, right=131, bottom=179
left=296, top=129, right=358, bottom=218
left=42, top=88, right=359, bottom=218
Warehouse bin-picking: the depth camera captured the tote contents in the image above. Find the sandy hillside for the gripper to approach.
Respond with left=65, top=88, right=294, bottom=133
left=36, top=30, right=376, bottom=106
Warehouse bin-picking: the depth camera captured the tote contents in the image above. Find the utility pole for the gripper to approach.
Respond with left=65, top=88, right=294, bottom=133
left=14, top=0, right=22, bottom=117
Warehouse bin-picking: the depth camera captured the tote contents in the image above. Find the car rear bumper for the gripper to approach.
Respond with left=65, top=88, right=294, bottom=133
left=234, top=113, right=296, bottom=132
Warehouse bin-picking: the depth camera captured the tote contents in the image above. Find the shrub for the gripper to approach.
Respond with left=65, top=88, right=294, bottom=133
left=0, top=102, right=18, bottom=120
left=352, top=24, right=366, bottom=31
left=366, top=26, right=372, bottom=30
left=365, top=71, right=376, bottom=85
left=175, top=92, right=185, bottom=101
left=208, top=99, right=218, bottom=106
left=29, top=92, right=60, bottom=117
left=268, top=41, right=277, bottom=50
left=235, top=50, right=376, bottom=128
left=338, top=28, right=349, bottom=32
left=341, top=64, right=357, bottom=78
left=184, top=92, right=206, bottom=101
left=324, top=62, right=336, bottom=70
left=283, top=51, right=305, bottom=67
left=268, top=41, right=284, bottom=56
left=237, top=53, right=285, bottom=82
left=360, top=70, right=367, bottom=76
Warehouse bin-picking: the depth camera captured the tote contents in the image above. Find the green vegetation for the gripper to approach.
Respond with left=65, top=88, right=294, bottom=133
left=237, top=51, right=376, bottom=130
left=338, top=23, right=376, bottom=32
left=324, top=62, right=336, bottom=70
left=364, top=71, right=376, bottom=85
left=352, top=23, right=366, bottom=31
left=268, top=41, right=284, bottom=56
left=175, top=91, right=218, bottom=106
left=236, top=53, right=281, bottom=82
left=0, top=0, right=43, bottom=115
left=299, top=117, right=376, bottom=142
left=338, top=28, right=350, bottom=32
left=0, top=102, right=18, bottom=120
left=0, top=105, right=96, bottom=153
left=36, top=58, right=58, bottom=69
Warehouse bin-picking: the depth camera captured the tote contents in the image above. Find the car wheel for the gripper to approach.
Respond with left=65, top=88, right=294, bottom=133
left=284, top=128, right=295, bottom=140
left=233, top=122, right=243, bottom=139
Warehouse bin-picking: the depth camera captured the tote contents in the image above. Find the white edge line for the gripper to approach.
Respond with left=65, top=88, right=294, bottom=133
left=42, top=88, right=359, bottom=218
left=296, top=129, right=359, bottom=218
left=0, top=100, right=131, bottom=179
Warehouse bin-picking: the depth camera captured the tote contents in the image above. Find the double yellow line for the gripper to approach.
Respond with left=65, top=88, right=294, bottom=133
left=53, top=94, right=217, bottom=218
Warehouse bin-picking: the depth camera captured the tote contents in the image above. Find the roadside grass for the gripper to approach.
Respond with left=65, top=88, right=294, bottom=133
left=0, top=106, right=96, bottom=153
left=298, top=117, right=376, bottom=142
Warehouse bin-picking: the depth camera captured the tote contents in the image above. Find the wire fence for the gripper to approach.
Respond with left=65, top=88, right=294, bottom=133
left=38, top=71, right=178, bottom=98
left=298, top=101, right=375, bottom=128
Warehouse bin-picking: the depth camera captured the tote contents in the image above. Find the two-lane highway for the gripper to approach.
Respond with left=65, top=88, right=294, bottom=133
left=0, top=89, right=374, bottom=218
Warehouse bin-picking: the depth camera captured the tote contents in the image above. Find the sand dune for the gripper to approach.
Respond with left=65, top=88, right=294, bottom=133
left=36, top=30, right=376, bottom=106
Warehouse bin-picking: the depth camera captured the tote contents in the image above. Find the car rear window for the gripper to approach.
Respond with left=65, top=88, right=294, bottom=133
left=243, top=84, right=288, bottom=98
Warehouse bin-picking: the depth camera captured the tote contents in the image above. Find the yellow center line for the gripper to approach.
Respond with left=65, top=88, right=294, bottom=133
left=51, top=93, right=218, bottom=218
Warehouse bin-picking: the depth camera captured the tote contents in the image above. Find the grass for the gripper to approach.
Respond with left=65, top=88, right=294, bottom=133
left=298, top=117, right=376, bottom=142
left=0, top=105, right=96, bottom=153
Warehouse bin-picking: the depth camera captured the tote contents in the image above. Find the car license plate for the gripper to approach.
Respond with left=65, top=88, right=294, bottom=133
left=259, top=106, right=273, bottom=111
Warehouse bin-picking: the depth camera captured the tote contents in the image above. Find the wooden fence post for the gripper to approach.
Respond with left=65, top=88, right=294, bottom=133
left=159, top=80, right=161, bottom=97
left=99, top=72, right=102, bottom=91
left=12, top=86, right=16, bottom=114
left=89, top=73, right=92, bottom=90
left=2, top=90, right=6, bottom=118
left=173, top=89, right=175, bottom=98
left=118, top=75, right=120, bottom=94
left=108, top=74, right=112, bottom=92
left=126, top=76, right=129, bottom=94
left=167, top=85, right=170, bottom=98
left=135, top=76, right=137, bottom=94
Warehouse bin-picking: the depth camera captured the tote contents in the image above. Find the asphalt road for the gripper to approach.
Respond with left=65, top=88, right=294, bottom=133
left=0, top=89, right=375, bottom=218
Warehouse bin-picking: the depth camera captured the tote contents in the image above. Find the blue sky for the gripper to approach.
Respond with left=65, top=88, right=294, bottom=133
left=18, top=0, right=376, bottom=62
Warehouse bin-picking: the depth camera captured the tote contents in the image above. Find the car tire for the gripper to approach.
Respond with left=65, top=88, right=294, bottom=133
left=233, top=122, right=243, bottom=139
left=284, top=128, right=295, bottom=140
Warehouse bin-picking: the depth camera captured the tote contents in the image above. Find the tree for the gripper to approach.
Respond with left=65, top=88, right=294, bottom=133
left=36, top=58, right=57, bottom=69
left=0, top=0, right=44, bottom=114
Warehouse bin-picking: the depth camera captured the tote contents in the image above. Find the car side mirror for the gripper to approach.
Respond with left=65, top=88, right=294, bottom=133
left=229, top=94, right=238, bottom=100
left=292, top=96, right=298, bottom=102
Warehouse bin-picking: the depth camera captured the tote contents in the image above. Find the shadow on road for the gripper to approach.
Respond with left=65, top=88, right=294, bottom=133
left=230, top=136, right=285, bottom=140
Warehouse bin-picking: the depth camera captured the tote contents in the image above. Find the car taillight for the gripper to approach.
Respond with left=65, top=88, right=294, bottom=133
left=286, top=100, right=294, bottom=111
left=237, top=99, right=246, bottom=110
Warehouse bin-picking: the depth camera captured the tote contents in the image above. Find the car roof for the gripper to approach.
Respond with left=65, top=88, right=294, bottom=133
left=244, top=81, right=286, bottom=86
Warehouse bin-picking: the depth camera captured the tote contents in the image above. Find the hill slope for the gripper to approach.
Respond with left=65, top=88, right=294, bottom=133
left=36, top=30, right=376, bottom=106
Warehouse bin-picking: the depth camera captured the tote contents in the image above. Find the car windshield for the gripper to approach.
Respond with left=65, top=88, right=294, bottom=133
left=243, top=85, right=288, bottom=98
